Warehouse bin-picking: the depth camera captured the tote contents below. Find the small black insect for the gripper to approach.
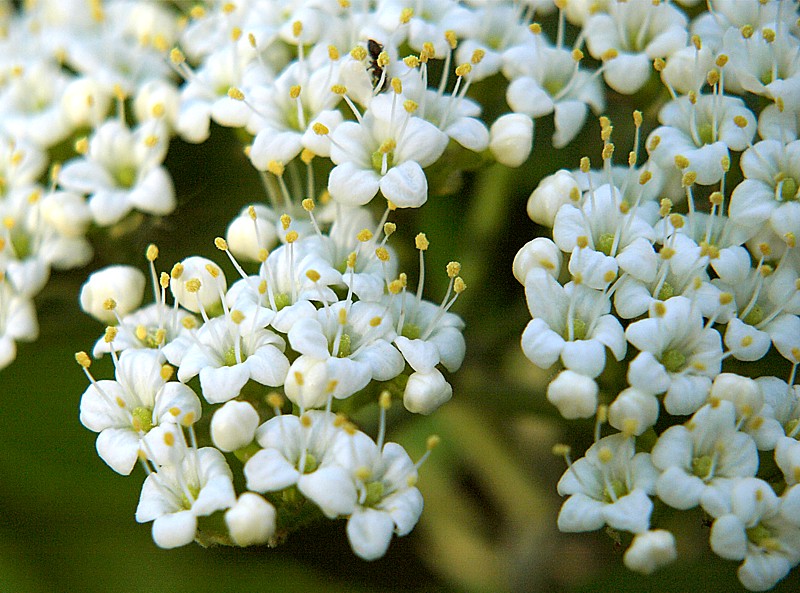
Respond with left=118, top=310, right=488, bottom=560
left=367, top=39, right=387, bottom=92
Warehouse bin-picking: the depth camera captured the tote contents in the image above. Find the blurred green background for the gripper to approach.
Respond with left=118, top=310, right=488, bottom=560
left=2, top=118, right=799, bottom=593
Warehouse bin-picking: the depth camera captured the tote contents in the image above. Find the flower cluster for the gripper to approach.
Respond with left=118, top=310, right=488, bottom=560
left=515, top=0, right=800, bottom=589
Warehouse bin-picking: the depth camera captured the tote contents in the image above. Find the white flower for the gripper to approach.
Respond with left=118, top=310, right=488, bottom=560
left=546, top=370, right=598, bottom=419
left=225, top=204, right=280, bottom=263
left=403, top=368, right=452, bottom=415
left=522, top=269, right=626, bottom=378
left=608, top=387, right=660, bottom=437
left=178, top=312, right=289, bottom=404
left=136, top=446, right=236, bottom=549
left=327, top=92, right=448, bottom=208
left=526, top=169, right=580, bottom=228
left=211, top=400, right=260, bottom=452
left=58, top=120, right=175, bottom=225
left=710, top=478, right=800, bottom=591
left=0, top=277, right=38, bottom=370
left=79, top=265, right=146, bottom=324
left=557, top=433, right=658, bottom=534
left=170, top=256, right=227, bottom=316
left=626, top=296, right=722, bottom=415
left=651, top=401, right=758, bottom=515
left=513, top=237, right=563, bottom=284
left=244, top=411, right=357, bottom=519
left=79, top=349, right=202, bottom=475
left=489, top=113, right=533, bottom=167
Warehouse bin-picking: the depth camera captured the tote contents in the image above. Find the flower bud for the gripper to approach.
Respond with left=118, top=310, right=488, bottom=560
left=134, top=79, right=179, bottom=126
left=489, top=113, right=533, bottom=168
left=225, top=493, right=277, bottom=546
left=623, top=530, right=677, bottom=575
left=284, top=356, right=331, bottom=410
left=513, top=237, right=562, bottom=284
left=170, top=256, right=226, bottom=314
left=80, top=265, right=146, bottom=323
left=40, top=191, right=92, bottom=238
left=61, top=77, right=112, bottom=127
left=403, top=369, right=453, bottom=414
left=211, top=401, right=260, bottom=452
left=225, top=205, right=279, bottom=262
left=547, top=370, right=597, bottom=419
left=710, top=373, right=762, bottom=418
left=609, top=388, right=659, bottom=436
left=527, top=170, right=579, bottom=227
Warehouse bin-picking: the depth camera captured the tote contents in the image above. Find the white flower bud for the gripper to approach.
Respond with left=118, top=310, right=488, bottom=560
left=79, top=265, right=146, bottom=323
left=609, top=388, right=659, bottom=436
left=527, top=170, right=579, bottom=227
left=61, top=77, right=112, bottom=127
left=513, top=237, right=562, bottom=284
left=623, top=530, right=677, bottom=575
left=170, top=256, right=226, bottom=314
left=40, top=191, right=92, bottom=238
left=225, top=493, right=277, bottom=547
left=211, top=401, right=260, bottom=452
left=403, top=369, right=452, bottom=415
left=225, top=205, right=279, bottom=262
left=710, top=373, right=762, bottom=416
left=546, top=370, right=598, bottom=419
left=489, top=113, right=533, bottom=168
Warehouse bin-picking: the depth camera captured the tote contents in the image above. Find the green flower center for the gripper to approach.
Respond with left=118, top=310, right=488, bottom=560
left=661, top=348, right=686, bottom=372
left=697, top=123, right=714, bottom=145
left=10, top=227, right=31, bottom=259
left=544, top=77, right=564, bottom=97
left=692, top=455, right=713, bottom=480
left=114, top=165, right=137, bottom=188
left=603, top=479, right=627, bottom=503
left=363, top=480, right=385, bottom=507
left=657, top=281, right=675, bottom=301
left=746, top=523, right=781, bottom=551
left=743, top=304, right=765, bottom=326
left=336, top=333, right=351, bottom=358
left=371, top=149, right=394, bottom=173
left=302, top=453, right=318, bottom=474
left=597, top=233, right=616, bottom=256
left=131, top=406, right=154, bottom=433
left=401, top=323, right=421, bottom=340
left=274, top=292, right=291, bottom=311
left=566, top=318, right=588, bottom=341
left=223, top=348, right=239, bottom=367
left=286, top=102, right=311, bottom=132
left=777, top=177, right=798, bottom=202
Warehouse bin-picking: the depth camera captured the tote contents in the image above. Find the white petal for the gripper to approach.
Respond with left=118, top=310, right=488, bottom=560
left=346, top=508, right=395, bottom=561
left=152, top=511, right=197, bottom=549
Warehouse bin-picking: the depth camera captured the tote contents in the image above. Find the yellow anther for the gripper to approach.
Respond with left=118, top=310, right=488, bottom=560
left=572, top=48, right=584, bottom=62
left=258, top=248, right=268, bottom=262
left=205, top=263, right=220, bottom=278
left=784, top=232, right=796, bottom=248
left=653, top=57, right=665, bottom=72
left=231, top=26, right=242, bottom=41
left=292, top=20, right=303, bottom=38
left=258, top=280, right=267, bottom=294
left=552, top=443, right=570, bottom=457
left=104, top=326, right=118, bottom=343
left=633, top=111, right=643, bottom=128
left=682, top=171, right=697, bottom=187
left=302, top=198, right=315, bottom=212
left=580, top=157, right=590, bottom=173
left=707, top=69, right=720, bottom=86
left=357, top=228, right=373, bottom=242
left=286, top=230, right=299, bottom=243
left=762, top=28, right=775, bottom=43
left=709, top=192, right=723, bottom=206
left=152, top=103, right=165, bottom=118
left=160, top=272, right=170, bottom=289
left=230, top=309, right=245, bottom=324
left=622, top=418, right=639, bottom=438
left=289, top=85, right=301, bottom=99
left=426, top=434, right=440, bottom=450
left=602, top=144, right=614, bottom=160
left=306, top=269, right=321, bottom=282
left=569, top=187, right=581, bottom=202
left=135, top=325, right=147, bottom=341
left=301, top=148, right=315, bottom=164
left=312, top=122, right=329, bottom=135
left=375, top=247, right=390, bottom=262
left=601, top=48, right=618, bottom=61
left=660, top=246, right=675, bottom=260
left=379, top=391, right=391, bottom=409
left=103, top=298, right=117, bottom=311
left=377, top=51, right=390, bottom=67
left=674, top=155, right=690, bottom=169
left=719, top=292, right=733, bottom=306
left=415, top=233, right=429, bottom=250
left=400, top=7, right=413, bottom=23
left=185, top=278, right=201, bottom=293
left=403, top=100, right=418, bottom=113
left=598, top=447, right=613, bottom=464
left=446, top=261, right=461, bottom=278
left=369, top=316, right=382, bottom=327
left=453, top=277, right=466, bottom=293
left=659, top=198, right=673, bottom=216
left=383, top=222, right=396, bottom=237
left=741, top=25, right=754, bottom=39
left=669, top=213, right=684, bottom=229
left=328, top=45, right=340, bottom=61
left=692, top=34, right=702, bottom=50
left=445, top=30, right=457, bottom=49
left=403, top=55, right=420, bottom=68
left=160, top=364, right=174, bottom=381
left=331, top=84, right=347, bottom=96
left=155, top=329, right=166, bottom=345
left=170, top=48, right=185, bottom=64
left=267, top=392, right=284, bottom=409
left=75, top=351, right=92, bottom=368
left=388, top=279, right=403, bottom=294
left=716, top=54, right=729, bottom=68
left=267, top=161, right=285, bottom=176
left=280, top=214, right=291, bottom=230
left=227, top=87, right=245, bottom=101
left=733, top=115, right=748, bottom=128
left=379, top=139, right=396, bottom=153
left=215, top=237, right=228, bottom=251
left=455, top=63, right=471, bottom=77
left=576, top=236, right=589, bottom=249
left=338, top=308, right=347, bottom=325
left=399, top=273, right=407, bottom=287
left=75, top=137, right=89, bottom=155
left=421, top=42, right=436, bottom=62
left=346, top=252, right=357, bottom=268
left=350, top=46, right=367, bottom=61
left=529, top=23, right=542, bottom=34
left=182, top=316, right=198, bottom=330
left=391, top=77, right=402, bottom=94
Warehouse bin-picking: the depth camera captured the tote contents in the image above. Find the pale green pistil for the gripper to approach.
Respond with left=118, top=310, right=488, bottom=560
left=747, top=523, right=782, bottom=552
left=743, top=304, right=765, bottom=326
left=401, top=323, right=421, bottom=340
left=566, top=318, right=588, bottom=341
left=692, top=455, right=713, bottom=480
left=10, top=228, right=31, bottom=259
left=131, top=406, right=154, bottom=433
left=657, top=281, right=675, bottom=301
left=597, top=233, right=616, bottom=256
left=777, top=177, right=798, bottom=202
left=371, top=149, right=394, bottom=173
left=697, top=123, right=714, bottom=145
left=274, top=293, right=291, bottom=311
left=603, top=479, right=627, bottom=503
left=302, top=453, right=318, bottom=474
left=364, top=480, right=385, bottom=507
left=661, top=348, right=686, bottom=372
left=114, top=165, right=137, bottom=188
left=336, top=333, right=351, bottom=358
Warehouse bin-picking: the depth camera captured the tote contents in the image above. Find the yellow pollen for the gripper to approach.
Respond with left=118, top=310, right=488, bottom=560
left=654, top=302, right=667, bottom=317
left=384, top=222, right=396, bottom=236
left=163, top=431, right=175, bottom=446
left=74, top=137, right=89, bottom=155
left=285, top=230, right=299, bottom=243
left=733, top=115, right=748, bottom=128
left=258, top=280, right=267, bottom=294
left=445, top=30, right=457, bottom=49
left=306, top=269, right=321, bottom=282
left=741, top=25, right=754, bottom=38
left=648, top=135, right=661, bottom=151
left=379, top=139, right=396, bottom=153
left=205, top=263, right=220, bottom=278
left=155, top=329, right=166, bottom=345
left=388, top=280, right=403, bottom=294
left=292, top=21, right=303, bottom=38
left=160, top=272, right=170, bottom=289
left=75, top=351, right=91, bottom=368
left=669, top=213, right=684, bottom=229
left=377, top=51, right=390, bottom=67
left=350, top=46, right=367, bottom=61
left=325, top=380, right=338, bottom=394
left=572, top=49, right=584, bottom=62
left=415, top=233, right=429, bottom=250
left=707, top=69, right=720, bottom=86
left=182, top=316, right=197, bottom=330
left=267, top=160, right=285, bottom=176
left=471, top=49, right=485, bottom=64
left=576, top=236, right=589, bottom=249
left=602, top=144, right=614, bottom=160
left=682, top=171, right=697, bottom=187
left=400, top=7, right=413, bottom=23
left=529, top=23, right=542, bottom=34
left=455, top=63, right=471, bottom=77
left=447, top=261, right=461, bottom=278
left=391, top=78, right=402, bottom=94
left=135, top=325, right=147, bottom=341
left=301, top=149, right=315, bottom=164
left=454, top=277, right=466, bottom=293
left=302, top=198, right=315, bottom=211
left=267, top=392, right=284, bottom=409
left=369, top=316, right=382, bottom=327
left=375, top=247, right=390, bottom=262
left=403, top=100, right=418, bottom=113
left=258, top=249, right=268, bottom=262
left=691, top=35, right=702, bottom=50
left=601, top=48, right=618, bottom=61
left=633, top=111, right=643, bottom=128
left=379, top=391, right=391, bottom=409
left=403, top=55, right=420, bottom=68
left=103, top=298, right=117, bottom=311
left=331, top=84, right=347, bottom=95
left=357, top=228, right=373, bottom=242
left=603, top=270, right=617, bottom=283
left=716, top=54, right=729, bottom=68
left=231, top=26, right=242, bottom=41
left=170, top=48, right=185, bottom=64
left=214, top=237, right=228, bottom=251
left=762, top=28, right=775, bottom=43
left=289, top=85, right=301, bottom=99
left=183, top=278, right=201, bottom=294
left=427, top=434, right=440, bottom=450
left=227, top=86, right=245, bottom=101
left=328, top=45, right=340, bottom=61
left=230, top=309, right=245, bottom=324
left=312, top=122, right=329, bottom=135
left=580, top=157, right=590, bottom=172
left=709, top=192, right=723, bottom=206
left=674, top=155, right=690, bottom=169
left=161, top=364, right=174, bottom=381
left=346, top=252, right=357, bottom=268
left=104, top=326, right=118, bottom=343
left=784, top=233, right=796, bottom=248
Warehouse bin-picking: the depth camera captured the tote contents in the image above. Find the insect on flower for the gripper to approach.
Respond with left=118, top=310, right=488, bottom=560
left=367, top=39, right=387, bottom=92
